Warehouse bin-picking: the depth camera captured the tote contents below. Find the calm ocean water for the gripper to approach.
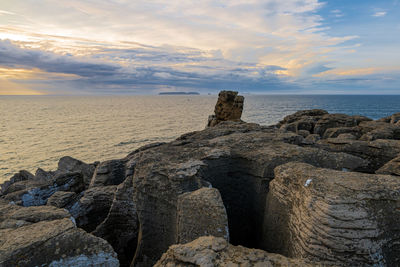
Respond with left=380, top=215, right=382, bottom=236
left=1, top=95, right=400, bottom=183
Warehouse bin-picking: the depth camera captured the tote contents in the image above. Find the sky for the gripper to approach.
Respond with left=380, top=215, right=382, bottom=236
left=0, top=0, right=399, bottom=95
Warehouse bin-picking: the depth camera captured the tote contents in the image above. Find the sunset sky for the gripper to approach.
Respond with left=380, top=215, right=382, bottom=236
left=0, top=0, right=399, bottom=95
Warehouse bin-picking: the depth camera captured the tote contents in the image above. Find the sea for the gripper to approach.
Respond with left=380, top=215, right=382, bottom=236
left=1, top=94, right=400, bottom=183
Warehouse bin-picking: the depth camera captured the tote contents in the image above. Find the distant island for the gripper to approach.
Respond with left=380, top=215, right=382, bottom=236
left=159, top=91, right=200, bottom=95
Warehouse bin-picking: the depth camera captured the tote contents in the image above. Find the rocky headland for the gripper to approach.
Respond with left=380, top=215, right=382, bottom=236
left=1, top=91, right=400, bottom=266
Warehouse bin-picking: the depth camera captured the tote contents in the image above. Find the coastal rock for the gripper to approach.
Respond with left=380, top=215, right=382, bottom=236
left=0, top=170, right=34, bottom=196
left=46, top=191, right=78, bottom=209
left=34, top=168, right=55, bottom=182
left=313, top=113, right=371, bottom=136
left=93, top=176, right=139, bottom=267
left=130, top=121, right=368, bottom=265
left=278, top=109, right=328, bottom=126
left=358, top=121, right=400, bottom=141
left=390, top=112, right=400, bottom=124
left=322, top=126, right=362, bottom=139
left=263, top=162, right=400, bottom=266
left=0, top=202, right=70, bottom=229
left=89, top=159, right=126, bottom=188
left=176, top=188, right=229, bottom=244
left=154, top=236, right=318, bottom=267
left=2, top=172, right=85, bottom=206
left=379, top=112, right=400, bottom=124
left=280, top=117, right=317, bottom=134
left=4, top=99, right=400, bottom=267
left=207, top=91, right=244, bottom=127
left=0, top=218, right=119, bottom=267
left=70, top=185, right=117, bottom=232
left=303, top=134, right=321, bottom=144
left=317, top=138, right=400, bottom=172
left=57, top=156, right=97, bottom=188
left=376, top=155, right=400, bottom=176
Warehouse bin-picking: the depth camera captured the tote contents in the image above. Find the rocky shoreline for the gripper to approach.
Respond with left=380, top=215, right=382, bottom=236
left=1, top=91, right=400, bottom=266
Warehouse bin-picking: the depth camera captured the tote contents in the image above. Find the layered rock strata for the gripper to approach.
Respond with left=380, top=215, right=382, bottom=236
left=263, top=162, right=400, bottom=266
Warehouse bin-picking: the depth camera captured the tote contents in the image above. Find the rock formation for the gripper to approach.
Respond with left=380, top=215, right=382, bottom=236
left=207, top=90, right=244, bottom=127
left=154, top=236, right=319, bottom=267
left=1, top=92, right=400, bottom=266
left=0, top=202, right=119, bottom=266
left=263, top=162, right=400, bottom=266
left=176, top=188, right=229, bottom=244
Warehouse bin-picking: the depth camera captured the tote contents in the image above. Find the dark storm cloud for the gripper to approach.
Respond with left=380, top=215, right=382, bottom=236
left=0, top=40, right=120, bottom=77
left=0, top=39, right=297, bottom=93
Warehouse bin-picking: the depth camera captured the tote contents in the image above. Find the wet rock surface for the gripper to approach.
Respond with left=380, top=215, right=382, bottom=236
left=1, top=93, right=400, bottom=266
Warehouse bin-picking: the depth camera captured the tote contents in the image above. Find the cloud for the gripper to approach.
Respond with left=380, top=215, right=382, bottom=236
left=372, top=11, right=387, bottom=17
left=0, top=40, right=120, bottom=77
left=4, top=0, right=397, bottom=94
left=0, top=39, right=295, bottom=94
left=0, top=9, right=15, bottom=15
left=331, top=9, right=344, bottom=18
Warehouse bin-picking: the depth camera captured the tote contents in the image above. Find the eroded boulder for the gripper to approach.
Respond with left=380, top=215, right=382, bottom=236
left=317, top=138, right=400, bottom=172
left=70, top=185, right=117, bottom=232
left=263, top=162, right=400, bottom=266
left=176, top=188, right=229, bottom=244
left=46, top=191, right=78, bottom=209
left=0, top=202, right=70, bottom=229
left=0, top=170, right=34, bottom=196
left=93, top=177, right=139, bottom=267
left=314, top=113, right=370, bottom=136
left=207, top=91, right=244, bottom=127
left=0, top=218, right=119, bottom=267
left=57, top=156, right=97, bottom=188
left=376, top=155, right=400, bottom=176
left=155, top=236, right=319, bottom=267
left=2, top=172, right=85, bottom=206
left=90, top=159, right=126, bottom=188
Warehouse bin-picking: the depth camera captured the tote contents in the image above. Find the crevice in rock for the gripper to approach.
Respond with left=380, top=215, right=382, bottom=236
left=201, top=157, right=270, bottom=249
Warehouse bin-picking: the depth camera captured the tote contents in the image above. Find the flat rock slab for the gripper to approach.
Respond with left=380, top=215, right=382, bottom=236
left=0, top=218, right=119, bottom=267
left=155, top=236, right=323, bottom=267
left=263, top=162, right=400, bottom=266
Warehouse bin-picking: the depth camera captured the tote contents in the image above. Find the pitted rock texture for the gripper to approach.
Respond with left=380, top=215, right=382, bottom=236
left=0, top=218, right=119, bottom=267
left=57, top=156, right=97, bottom=188
left=317, top=138, right=400, bottom=172
left=2, top=104, right=400, bottom=267
left=69, top=185, right=117, bottom=232
left=46, top=191, right=78, bottom=209
left=207, top=91, right=244, bottom=127
left=90, top=159, right=127, bottom=188
left=129, top=121, right=368, bottom=265
left=0, top=201, right=118, bottom=267
left=0, top=202, right=70, bottom=229
left=176, top=188, right=229, bottom=244
left=93, top=176, right=139, bottom=267
left=376, top=155, right=400, bottom=176
left=263, top=162, right=400, bottom=266
left=0, top=170, right=34, bottom=195
left=154, top=236, right=321, bottom=267
left=1, top=172, right=85, bottom=206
